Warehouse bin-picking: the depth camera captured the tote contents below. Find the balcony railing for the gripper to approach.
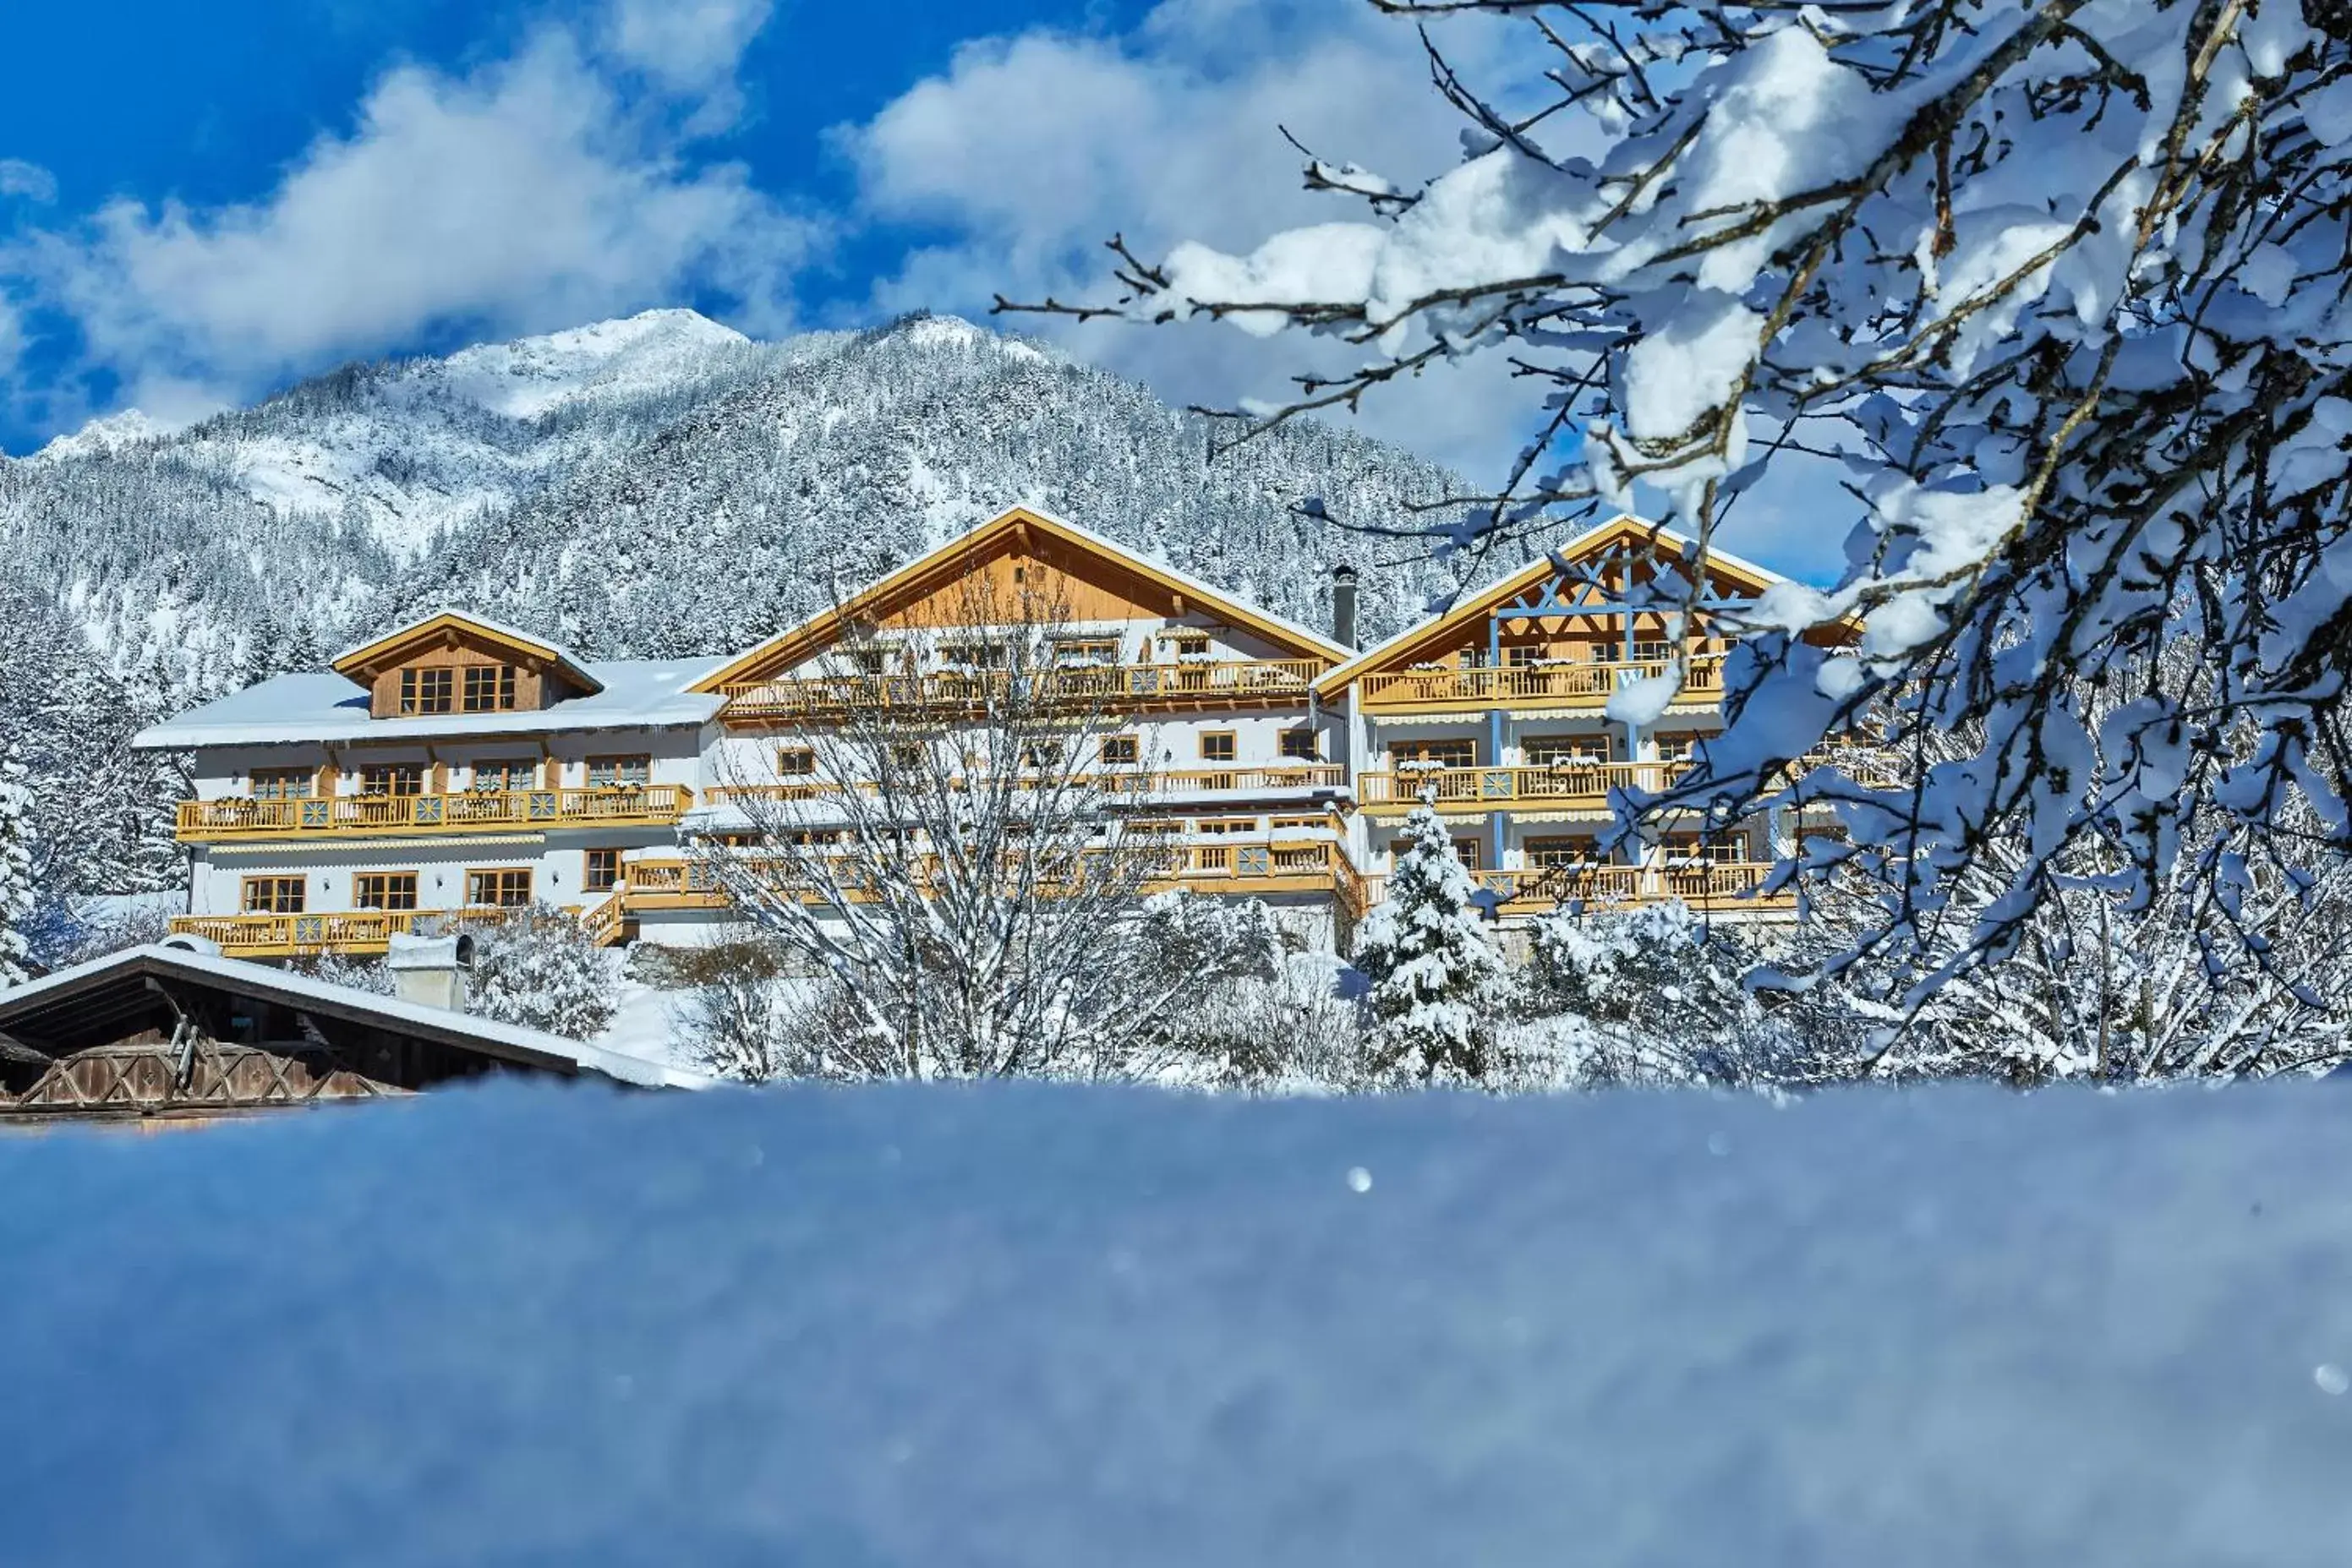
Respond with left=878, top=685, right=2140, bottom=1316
left=1471, top=860, right=1793, bottom=915
left=165, top=904, right=549, bottom=959
left=617, top=833, right=1370, bottom=916
left=1353, top=656, right=1726, bottom=713
left=718, top=659, right=1325, bottom=723
left=702, top=764, right=1345, bottom=808
left=175, top=784, right=693, bottom=843
left=1359, top=762, right=1687, bottom=813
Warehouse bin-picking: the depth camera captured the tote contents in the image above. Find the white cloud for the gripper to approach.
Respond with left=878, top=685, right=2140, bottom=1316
left=838, top=0, right=1841, bottom=580
left=607, top=0, right=774, bottom=92
left=840, top=3, right=1528, bottom=478
left=9, top=3, right=801, bottom=414
left=0, top=160, right=57, bottom=204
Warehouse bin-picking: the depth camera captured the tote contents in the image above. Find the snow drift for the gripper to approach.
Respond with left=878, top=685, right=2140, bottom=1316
left=5, top=1079, right=2350, bottom=1565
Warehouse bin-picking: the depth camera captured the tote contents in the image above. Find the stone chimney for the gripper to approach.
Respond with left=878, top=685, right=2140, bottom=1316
left=386, top=932, right=474, bottom=1013
left=1331, top=564, right=1359, bottom=650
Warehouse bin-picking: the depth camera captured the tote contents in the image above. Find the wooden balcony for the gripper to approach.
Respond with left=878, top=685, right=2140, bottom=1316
left=175, top=785, right=694, bottom=844
left=1359, top=762, right=1687, bottom=815
left=1353, top=656, right=1726, bottom=714
left=166, top=904, right=550, bottom=959
left=1474, top=860, right=1796, bottom=918
left=617, top=834, right=1370, bottom=918
left=718, top=659, right=1325, bottom=725
left=702, top=765, right=1346, bottom=809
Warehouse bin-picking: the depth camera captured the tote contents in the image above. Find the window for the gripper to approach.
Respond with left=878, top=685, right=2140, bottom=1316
left=1195, top=817, right=1259, bottom=836
left=1527, top=836, right=1600, bottom=870
left=462, top=664, right=518, bottom=713
left=240, top=877, right=305, bottom=915
left=1173, top=634, right=1210, bottom=658
left=1279, top=728, right=1320, bottom=762
left=400, top=668, right=454, bottom=714
left=249, top=768, right=313, bottom=800
left=850, top=648, right=890, bottom=675
left=1666, top=834, right=1748, bottom=865
left=1271, top=816, right=1325, bottom=833
left=1525, top=735, right=1612, bottom=766
left=1199, top=730, right=1237, bottom=762
left=583, top=849, right=622, bottom=893
left=353, top=872, right=418, bottom=911
left=1393, top=738, right=1476, bottom=770
left=1630, top=639, right=1675, bottom=663
left=1654, top=733, right=1702, bottom=763
left=358, top=764, right=424, bottom=798
left=1449, top=838, right=1483, bottom=872
left=1022, top=740, right=1064, bottom=770
left=465, top=868, right=533, bottom=908
left=776, top=746, right=817, bottom=777
left=471, top=759, right=536, bottom=793
left=586, top=755, right=650, bottom=789
left=1100, top=735, right=1140, bottom=768
left=1054, top=637, right=1121, bottom=666
left=941, top=642, right=1009, bottom=670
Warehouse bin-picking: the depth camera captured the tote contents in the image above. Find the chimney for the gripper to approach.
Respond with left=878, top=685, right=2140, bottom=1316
left=386, top=932, right=475, bottom=1013
left=1331, top=564, right=1359, bottom=650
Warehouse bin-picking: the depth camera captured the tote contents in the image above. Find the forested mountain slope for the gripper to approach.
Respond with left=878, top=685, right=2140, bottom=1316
left=0, top=309, right=1484, bottom=894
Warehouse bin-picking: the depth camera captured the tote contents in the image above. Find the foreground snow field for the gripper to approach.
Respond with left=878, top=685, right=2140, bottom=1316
left=6, top=1081, right=2351, bottom=1565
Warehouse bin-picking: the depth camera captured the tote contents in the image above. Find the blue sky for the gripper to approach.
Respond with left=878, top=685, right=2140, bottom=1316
left=0, top=0, right=1843, bottom=578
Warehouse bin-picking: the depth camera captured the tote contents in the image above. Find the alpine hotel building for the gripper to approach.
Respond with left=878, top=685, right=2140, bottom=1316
left=137, top=506, right=1847, bottom=959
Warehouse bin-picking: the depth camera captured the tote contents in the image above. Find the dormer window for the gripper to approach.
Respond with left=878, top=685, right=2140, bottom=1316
left=400, top=669, right=454, bottom=714
left=462, top=664, right=519, bottom=712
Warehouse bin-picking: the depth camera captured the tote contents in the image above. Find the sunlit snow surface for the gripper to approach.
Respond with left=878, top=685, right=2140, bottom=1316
left=6, top=1080, right=2352, bottom=1565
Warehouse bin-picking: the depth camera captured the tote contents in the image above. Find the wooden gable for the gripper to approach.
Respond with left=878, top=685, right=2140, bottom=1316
left=1315, top=516, right=1835, bottom=696
left=331, top=613, right=602, bottom=720
left=692, top=506, right=1348, bottom=694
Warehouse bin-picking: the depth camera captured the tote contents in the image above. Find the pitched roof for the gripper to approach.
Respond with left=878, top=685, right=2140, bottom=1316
left=689, top=505, right=1353, bottom=694
left=0, top=944, right=708, bottom=1088
left=331, top=609, right=606, bottom=697
left=1312, top=514, right=1791, bottom=697
left=132, top=658, right=726, bottom=750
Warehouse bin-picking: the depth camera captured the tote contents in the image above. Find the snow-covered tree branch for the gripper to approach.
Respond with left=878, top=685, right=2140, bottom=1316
left=1011, top=0, right=2352, bottom=996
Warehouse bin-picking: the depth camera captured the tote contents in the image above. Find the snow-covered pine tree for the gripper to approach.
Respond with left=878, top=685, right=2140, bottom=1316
left=0, top=751, right=36, bottom=988
left=1352, top=795, right=1507, bottom=1084
left=463, top=905, right=619, bottom=1041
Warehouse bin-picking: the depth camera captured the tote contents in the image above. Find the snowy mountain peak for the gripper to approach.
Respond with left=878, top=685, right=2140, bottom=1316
left=431, top=308, right=753, bottom=419
left=30, top=407, right=169, bottom=463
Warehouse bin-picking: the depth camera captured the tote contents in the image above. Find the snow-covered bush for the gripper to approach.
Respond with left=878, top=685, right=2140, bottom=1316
left=1506, top=901, right=1806, bottom=1090
left=462, top=904, right=618, bottom=1040
left=26, top=892, right=180, bottom=972
left=678, top=970, right=842, bottom=1084
left=1157, top=949, right=1370, bottom=1092
left=285, top=949, right=398, bottom=997
left=1351, top=800, right=1508, bottom=1083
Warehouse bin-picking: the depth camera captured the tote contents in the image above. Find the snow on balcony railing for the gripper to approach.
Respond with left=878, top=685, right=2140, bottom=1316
left=175, top=786, right=694, bottom=843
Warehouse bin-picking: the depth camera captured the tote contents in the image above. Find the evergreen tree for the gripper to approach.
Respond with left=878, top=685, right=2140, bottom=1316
left=0, top=751, right=36, bottom=987
left=1353, top=796, right=1507, bottom=1084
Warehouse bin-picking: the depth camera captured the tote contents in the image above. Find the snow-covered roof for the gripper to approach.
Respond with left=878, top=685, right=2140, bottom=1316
left=134, top=658, right=727, bottom=750
left=0, top=943, right=710, bottom=1089
left=331, top=609, right=607, bottom=696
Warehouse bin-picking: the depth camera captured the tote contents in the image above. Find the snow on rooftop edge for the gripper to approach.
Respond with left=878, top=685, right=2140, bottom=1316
left=3, top=1077, right=2349, bottom=1565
